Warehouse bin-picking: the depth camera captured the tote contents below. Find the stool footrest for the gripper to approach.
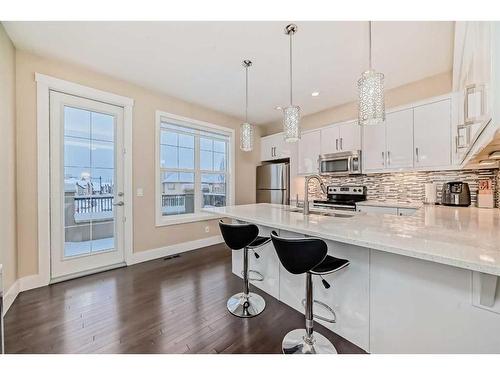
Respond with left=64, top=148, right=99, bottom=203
left=242, top=270, right=265, bottom=282
left=301, top=299, right=337, bottom=324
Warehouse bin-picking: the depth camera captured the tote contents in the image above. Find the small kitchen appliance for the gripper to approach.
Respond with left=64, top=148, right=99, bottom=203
left=441, top=182, right=471, bottom=207
left=313, top=185, right=367, bottom=211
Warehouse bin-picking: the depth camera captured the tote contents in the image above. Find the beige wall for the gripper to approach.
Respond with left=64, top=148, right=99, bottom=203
left=0, top=25, right=17, bottom=291
left=262, top=71, right=452, bottom=135
left=15, top=50, right=261, bottom=278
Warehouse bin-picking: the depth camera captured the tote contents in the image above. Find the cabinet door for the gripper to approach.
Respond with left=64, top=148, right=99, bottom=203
left=414, top=100, right=451, bottom=168
left=320, top=126, right=340, bottom=154
left=397, top=208, right=417, bottom=216
left=338, top=120, right=361, bottom=152
left=362, top=124, right=386, bottom=171
left=260, top=135, right=274, bottom=161
left=298, top=130, right=321, bottom=174
left=385, top=109, right=414, bottom=169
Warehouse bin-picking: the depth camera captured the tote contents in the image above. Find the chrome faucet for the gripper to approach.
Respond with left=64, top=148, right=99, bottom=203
left=303, top=174, right=327, bottom=215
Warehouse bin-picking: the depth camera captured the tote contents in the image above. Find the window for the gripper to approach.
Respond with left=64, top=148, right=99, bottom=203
left=156, top=111, right=234, bottom=226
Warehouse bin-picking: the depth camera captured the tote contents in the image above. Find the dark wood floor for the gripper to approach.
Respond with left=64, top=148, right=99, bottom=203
left=5, top=244, right=365, bottom=354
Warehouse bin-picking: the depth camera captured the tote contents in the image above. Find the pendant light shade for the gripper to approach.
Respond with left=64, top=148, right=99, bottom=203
left=240, top=60, right=254, bottom=152
left=283, top=24, right=301, bottom=142
left=358, top=21, right=385, bottom=126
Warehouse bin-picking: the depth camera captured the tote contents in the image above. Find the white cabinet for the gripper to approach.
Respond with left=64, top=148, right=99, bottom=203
left=298, top=130, right=321, bottom=174
left=414, top=100, right=451, bottom=168
left=320, top=120, right=361, bottom=154
left=260, top=132, right=295, bottom=162
left=397, top=208, right=417, bottom=216
left=385, top=109, right=414, bottom=169
left=362, top=123, right=387, bottom=171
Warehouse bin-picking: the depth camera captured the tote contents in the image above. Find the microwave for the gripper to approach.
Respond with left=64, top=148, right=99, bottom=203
left=318, top=151, right=362, bottom=176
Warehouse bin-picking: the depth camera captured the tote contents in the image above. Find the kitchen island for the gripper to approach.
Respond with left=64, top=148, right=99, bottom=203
left=204, top=203, right=500, bottom=353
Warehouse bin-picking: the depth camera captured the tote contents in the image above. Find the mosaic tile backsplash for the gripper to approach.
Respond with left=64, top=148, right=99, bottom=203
left=307, top=168, right=500, bottom=207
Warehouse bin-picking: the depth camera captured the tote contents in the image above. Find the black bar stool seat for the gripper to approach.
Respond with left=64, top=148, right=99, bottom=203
left=271, top=231, right=349, bottom=354
left=311, top=256, right=349, bottom=275
left=219, top=220, right=270, bottom=318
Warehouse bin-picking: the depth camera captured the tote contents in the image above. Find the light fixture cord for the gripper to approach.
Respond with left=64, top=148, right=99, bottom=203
left=245, top=65, right=249, bottom=123
left=368, top=21, right=372, bottom=70
left=289, top=30, right=293, bottom=105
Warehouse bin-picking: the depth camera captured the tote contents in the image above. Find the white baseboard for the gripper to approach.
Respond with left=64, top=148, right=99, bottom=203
left=2, top=235, right=223, bottom=314
left=2, top=279, right=20, bottom=317
left=127, top=235, right=223, bottom=265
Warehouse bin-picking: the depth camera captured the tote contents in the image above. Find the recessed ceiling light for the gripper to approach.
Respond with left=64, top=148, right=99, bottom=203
left=275, top=106, right=282, bottom=110
left=311, top=91, right=320, bottom=97
left=488, top=151, right=500, bottom=159
left=479, top=160, right=498, bottom=165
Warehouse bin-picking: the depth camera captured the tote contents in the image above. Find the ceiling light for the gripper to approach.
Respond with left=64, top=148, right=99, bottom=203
left=488, top=151, right=500, bottom=159
left=358, top=21, right=386, bottom=126
left=479, top=160, right=498, bottom=166
left=282, top=23, right=301, bottom=143
left=311, top=91, right=320, bottom=97
left=240, top=60, right=254, bottom=152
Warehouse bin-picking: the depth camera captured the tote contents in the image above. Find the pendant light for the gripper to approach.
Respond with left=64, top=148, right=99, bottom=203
left=240, top=60, right=254, bottom=152
left=358, top=21, right=385, bottom=126
left=282, top=23, right=301, bottom=142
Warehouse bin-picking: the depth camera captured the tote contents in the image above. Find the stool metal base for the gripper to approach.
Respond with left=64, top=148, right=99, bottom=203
left=282, top=329, right=337, bottom=354
left=227, top=292, right=266, bottom=318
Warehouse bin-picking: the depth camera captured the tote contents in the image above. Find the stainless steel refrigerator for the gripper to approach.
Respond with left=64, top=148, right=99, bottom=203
left=256, top=162, right=290, bottom=204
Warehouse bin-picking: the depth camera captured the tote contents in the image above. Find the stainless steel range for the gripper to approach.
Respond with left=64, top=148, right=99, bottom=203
left=313, top=185, right=367, bottom=211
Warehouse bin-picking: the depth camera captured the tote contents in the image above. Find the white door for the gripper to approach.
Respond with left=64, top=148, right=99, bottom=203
left=50, top=91, right=126, bottom=280
left=414, top=100, right=451, bottom=168
left=338, top=120, right=361, bottom=152
left=320, top=126, right=340, bottom=154
left=298, top=130, right=321, bottom=174
left=385, top=109, right=414, bottom=169
left=362, top=124, right=386, bottom=171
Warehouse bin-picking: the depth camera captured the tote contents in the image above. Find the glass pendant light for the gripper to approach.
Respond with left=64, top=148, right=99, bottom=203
left=240, top=60, right=254, bottom=152
left=358, top=21, right=385, bottom=126
left=283, top=23, right=301, bottom=142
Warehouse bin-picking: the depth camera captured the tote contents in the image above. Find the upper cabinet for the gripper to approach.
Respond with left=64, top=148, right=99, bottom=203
left=414, top=100, right=451, bottom=168
left=363, top=98, right=452, bottom=172
left=260, top=132, right=296, bottom=162
left=298, top=130, right=321, bottom=174
left=320, top=120, right=361, bottom=154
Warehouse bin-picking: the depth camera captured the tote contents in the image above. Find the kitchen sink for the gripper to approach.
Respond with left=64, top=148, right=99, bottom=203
left=285, top=207, right=355, bottom=218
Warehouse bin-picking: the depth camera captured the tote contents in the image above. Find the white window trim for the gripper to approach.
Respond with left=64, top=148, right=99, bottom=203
left=155, top=110, right=235, bottom=227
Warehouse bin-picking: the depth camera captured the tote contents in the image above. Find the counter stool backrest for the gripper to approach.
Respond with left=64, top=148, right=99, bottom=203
left=219, top=220, right=259, bottom=250
left=270, top=231, right=328, bottom=275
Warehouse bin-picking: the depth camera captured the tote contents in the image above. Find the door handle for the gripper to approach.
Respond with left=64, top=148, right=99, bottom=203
left=113, top=201, right=124, bottom=206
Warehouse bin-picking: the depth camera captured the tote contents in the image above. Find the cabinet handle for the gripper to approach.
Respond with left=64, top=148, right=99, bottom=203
left=340, top=138, right=343, bottom=150
left=387, top=150, right=391, bottom=165
left=336, top=139, right=339, bottom=151
left=381, top=151, right=385, bottom=166
left=271, top=147, right=275, bottom=157
left=415, top=147, right=419, bottom=163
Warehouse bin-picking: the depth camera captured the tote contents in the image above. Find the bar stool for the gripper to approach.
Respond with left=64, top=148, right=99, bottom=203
left=219, top=220, right=271, bottom=318
left=270, top=231, right=349, bottom=354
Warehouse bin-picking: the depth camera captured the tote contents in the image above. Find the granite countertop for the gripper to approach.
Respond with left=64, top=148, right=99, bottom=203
left=204, top=203, right=500, bottom=276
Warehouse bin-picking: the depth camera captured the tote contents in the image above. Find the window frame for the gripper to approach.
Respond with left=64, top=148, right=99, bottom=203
left=155, top=110, right=235, bottom=226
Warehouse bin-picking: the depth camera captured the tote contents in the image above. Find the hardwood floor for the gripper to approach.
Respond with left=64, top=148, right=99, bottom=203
left=5, top=244, right=365, bottom=354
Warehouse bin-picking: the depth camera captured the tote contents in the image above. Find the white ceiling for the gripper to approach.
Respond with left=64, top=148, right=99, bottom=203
left=3, top=21, right=454, bottom=124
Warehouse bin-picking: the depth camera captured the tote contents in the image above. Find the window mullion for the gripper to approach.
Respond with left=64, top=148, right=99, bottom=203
left=194, top=135, right=201, bottom=213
